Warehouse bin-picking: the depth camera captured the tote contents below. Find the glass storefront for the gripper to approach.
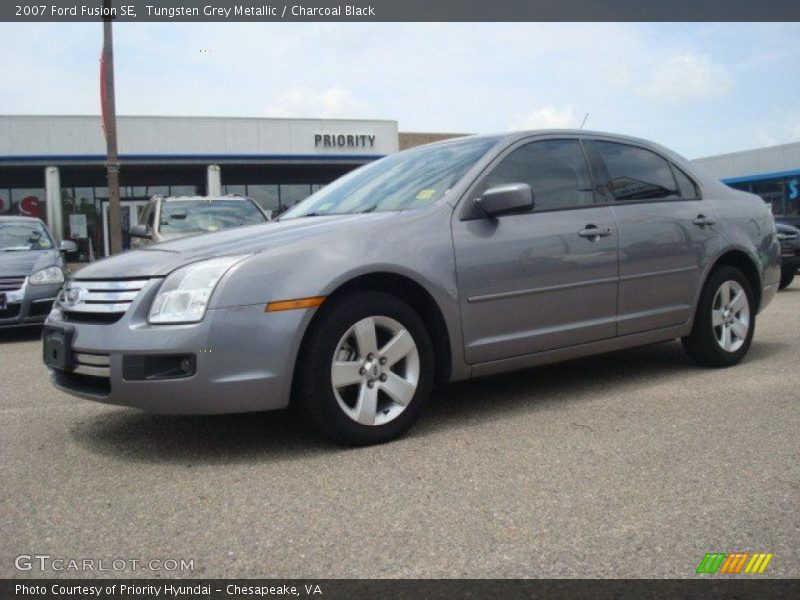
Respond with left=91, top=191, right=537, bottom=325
left=0, top=188, right=46, bottom=220
left=221, top=183, right=323, bottom=214
left=727, top=174, right=800, bottom=217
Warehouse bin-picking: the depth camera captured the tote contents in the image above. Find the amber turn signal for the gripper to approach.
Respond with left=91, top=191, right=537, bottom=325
left=265, top=296, right=326, bottom=312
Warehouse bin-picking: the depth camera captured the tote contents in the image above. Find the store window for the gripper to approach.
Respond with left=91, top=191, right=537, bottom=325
left=247, top=184, right=280, bottom=212
left=786, top=177, right=799, bottom=216
left=280, top=184, right=313, bottom=208
left=752, top=179, right=785, bottom=216
left=223, top=185, right=247, bottom=197
left=0, top=189, right=11, bottom=214
left=170, top=185, right=198, bottom=197
left=10, top=188, right=46, bottom=220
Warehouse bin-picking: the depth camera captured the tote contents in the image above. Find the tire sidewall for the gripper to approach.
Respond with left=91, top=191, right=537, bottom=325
left=298, top=291, right=435, bottom=445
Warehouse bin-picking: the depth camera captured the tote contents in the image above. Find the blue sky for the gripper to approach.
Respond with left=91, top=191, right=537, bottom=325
left=1, top=22, right=798, bottom=158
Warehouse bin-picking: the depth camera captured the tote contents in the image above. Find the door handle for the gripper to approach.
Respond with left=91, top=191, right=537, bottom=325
left=693, top=214, right=716, bottom=227
left=578, top=225, right=613, bottom=239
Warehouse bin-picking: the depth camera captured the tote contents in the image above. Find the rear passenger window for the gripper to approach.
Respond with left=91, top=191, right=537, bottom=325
left=673, top=166, right=700, bottom=199
left=593, top=141, right=678, bottom=202
left=480, top=139, right=594, bottom=211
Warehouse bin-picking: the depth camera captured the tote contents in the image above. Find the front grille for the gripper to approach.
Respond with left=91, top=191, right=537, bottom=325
left=62, top=311, right=123, bottom=325
left=28, top=300, right=54, bottom=317
left=0, top=304, right=21, bottom=319
left=0, top=277, right=25, bottom=292
left=59, top=279, right=151, bottom=323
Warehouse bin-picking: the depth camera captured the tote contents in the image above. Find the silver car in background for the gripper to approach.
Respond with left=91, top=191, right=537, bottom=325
left=43, top=131, right=781, bottom=445
left=129, top=195, right=270, bottom=248
left=1, top=216, right=75, bottom=328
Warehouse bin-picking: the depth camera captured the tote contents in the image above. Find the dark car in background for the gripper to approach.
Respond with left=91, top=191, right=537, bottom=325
left=776, top=222, right=800, bottom=289
left=0, top=216, right=75, bottom=328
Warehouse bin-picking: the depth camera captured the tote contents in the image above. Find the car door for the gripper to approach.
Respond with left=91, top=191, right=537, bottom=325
left=586, top=139, right=720, bottom=336
left=452, top=137, right=619, bottom=364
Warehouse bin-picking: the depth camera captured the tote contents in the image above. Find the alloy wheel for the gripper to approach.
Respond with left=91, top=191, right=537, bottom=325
left=330, top=316, right=420, bottom=426
left=712, top=280, right=750, bottom=353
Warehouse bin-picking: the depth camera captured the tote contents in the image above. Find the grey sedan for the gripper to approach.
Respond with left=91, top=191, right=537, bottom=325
left=1, top=216, right=75, bottom=328
left=43, top=131, right=781, bottom=445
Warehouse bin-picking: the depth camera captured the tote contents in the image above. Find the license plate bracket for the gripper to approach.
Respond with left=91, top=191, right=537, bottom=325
left=42, top=325, right=75, bottom=371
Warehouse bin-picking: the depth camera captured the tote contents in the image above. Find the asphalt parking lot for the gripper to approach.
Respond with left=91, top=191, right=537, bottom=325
left=1, top=285, right=798, bottom=579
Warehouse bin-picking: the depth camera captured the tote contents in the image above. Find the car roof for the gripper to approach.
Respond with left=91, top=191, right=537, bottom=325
left=160, top=195, right=252, bottom=202
left=0, top=215, right=44, bottom=223
left=425, top=129, right=678, bottom=152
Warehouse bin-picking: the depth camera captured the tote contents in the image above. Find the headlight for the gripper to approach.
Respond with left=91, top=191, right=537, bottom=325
left=29, top=266, right=64, bottom=286
left=148, top=256, right=245, bottom=324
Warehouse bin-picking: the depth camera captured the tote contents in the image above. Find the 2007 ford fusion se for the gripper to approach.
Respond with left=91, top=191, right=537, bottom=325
left=43, top=131, right=781, bottom=445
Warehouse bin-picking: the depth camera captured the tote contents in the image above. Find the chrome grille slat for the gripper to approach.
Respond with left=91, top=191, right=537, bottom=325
left=73, top=353, right=110, bottom=367
left=73, top=353, right=111, bottom=378
left=0, top=277, right=26, bottom=292
left=59, top=278, right=153, bottom=321
left=64, top=303, right=134, bottom=314
left=83, top=290, right=140, bottom=302
left=80, top=280, right=149, bottom=291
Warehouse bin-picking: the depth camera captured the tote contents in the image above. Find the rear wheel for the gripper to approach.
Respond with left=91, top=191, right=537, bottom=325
left=294, top=290, right=434, bottom=446
left=682, top=266, right=755, bottom=367
left=779, top=268, right=795, bottom=290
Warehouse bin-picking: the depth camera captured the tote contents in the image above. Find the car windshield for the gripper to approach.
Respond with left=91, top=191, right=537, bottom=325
left=0, top=221, right=54, bottom=251
left=159, top=200, right=266, bottom=235
left=280, top=136, right=502, bottom=219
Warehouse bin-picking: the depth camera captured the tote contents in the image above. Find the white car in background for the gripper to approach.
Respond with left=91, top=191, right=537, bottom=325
left=129, top=195, right=271, bottom=247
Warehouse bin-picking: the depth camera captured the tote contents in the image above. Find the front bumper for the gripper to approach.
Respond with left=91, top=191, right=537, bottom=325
left=44, top=280, right=308, bottom=414
left=0, top=280, right=60, bottom=328
left=780, top=242, right=800, bottom=271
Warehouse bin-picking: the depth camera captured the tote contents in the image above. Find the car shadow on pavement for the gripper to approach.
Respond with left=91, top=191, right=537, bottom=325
left=411, top=338, right=789, bottom=439
left=69, top=339, right=789, bottom=463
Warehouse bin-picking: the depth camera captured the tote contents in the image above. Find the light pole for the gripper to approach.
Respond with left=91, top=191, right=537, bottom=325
left=101, top=0, right=122, bottom=255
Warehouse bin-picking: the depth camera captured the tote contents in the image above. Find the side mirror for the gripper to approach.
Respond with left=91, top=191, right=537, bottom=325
left=475, top=183, right=533, bottom=217
left=60, top=240, right=77, bottom=253
left=129, top=224, right=149, bottom=238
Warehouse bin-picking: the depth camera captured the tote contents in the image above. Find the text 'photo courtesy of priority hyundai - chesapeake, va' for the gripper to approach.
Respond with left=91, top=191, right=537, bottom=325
left=2, top=2, right=799, bottom=597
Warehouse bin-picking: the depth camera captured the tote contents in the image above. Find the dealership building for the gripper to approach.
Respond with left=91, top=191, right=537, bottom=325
left=1, top=114, right=798, bottom=258
left=693, top=141, right=800, bottom=223
left=0, top=115, right=404, bottom=257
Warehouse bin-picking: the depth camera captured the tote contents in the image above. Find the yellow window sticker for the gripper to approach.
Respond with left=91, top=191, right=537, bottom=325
left=416, top=189, right=435, bottom=201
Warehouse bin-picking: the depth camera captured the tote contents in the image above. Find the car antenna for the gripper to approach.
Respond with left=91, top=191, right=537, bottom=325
left=579, top=113, right=590, bottom=130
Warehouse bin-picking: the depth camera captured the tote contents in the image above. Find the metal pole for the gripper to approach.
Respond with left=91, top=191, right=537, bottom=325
left=102, top=0, right=122, bottom=255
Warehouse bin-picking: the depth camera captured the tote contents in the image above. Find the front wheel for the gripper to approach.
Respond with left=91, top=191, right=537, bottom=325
left=294, top=290, right=434, bottom=446
left=682, top=266, right=755, bottom=368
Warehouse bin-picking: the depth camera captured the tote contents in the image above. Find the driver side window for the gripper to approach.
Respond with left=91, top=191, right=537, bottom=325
left=480, top=139, right=595, bottom=211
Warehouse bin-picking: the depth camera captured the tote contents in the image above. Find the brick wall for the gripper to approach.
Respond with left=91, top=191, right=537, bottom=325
left=398, top=132, right=468, bottom=151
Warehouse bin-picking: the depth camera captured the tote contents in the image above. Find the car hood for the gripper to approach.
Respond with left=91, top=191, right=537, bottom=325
left=0, top=249, right=60, bottom=276
left=75, top=213, right=397, bottom=279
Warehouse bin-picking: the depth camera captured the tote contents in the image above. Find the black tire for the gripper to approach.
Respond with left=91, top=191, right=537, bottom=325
left=682, top=265, right=755, bottom=368
left=294, top=290, right=434, bottom=446
left=779, top=268, right=795, bottom=290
